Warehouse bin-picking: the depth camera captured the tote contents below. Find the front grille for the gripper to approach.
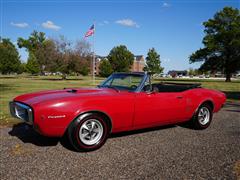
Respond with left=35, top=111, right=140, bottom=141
left=9, top=102, right=33, bottom=124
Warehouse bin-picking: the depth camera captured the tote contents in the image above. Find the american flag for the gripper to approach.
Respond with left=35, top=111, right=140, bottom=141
left=84, top=24, right=95, bottom=38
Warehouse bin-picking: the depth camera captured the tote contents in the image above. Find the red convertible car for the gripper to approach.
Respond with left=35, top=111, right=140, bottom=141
left=10, top=72, right=226, bottom=151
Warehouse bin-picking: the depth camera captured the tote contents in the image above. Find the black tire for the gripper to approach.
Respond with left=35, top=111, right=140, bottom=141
left=191, top=103, right=213, bottom=130
left=67, top=113, right=109, bottom=151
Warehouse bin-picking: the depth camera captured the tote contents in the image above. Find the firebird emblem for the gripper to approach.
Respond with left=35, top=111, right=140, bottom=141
left=48, top=115, right=66, bottom=119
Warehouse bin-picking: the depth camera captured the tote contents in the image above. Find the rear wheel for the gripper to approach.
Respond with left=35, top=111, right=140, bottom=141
left=191, top=103, right=213, bottom=130
left=67, top=113, right=109, bottom=151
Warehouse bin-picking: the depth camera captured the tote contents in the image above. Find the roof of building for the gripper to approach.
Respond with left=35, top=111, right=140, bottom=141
left=134, top=55, right=144, bottom=61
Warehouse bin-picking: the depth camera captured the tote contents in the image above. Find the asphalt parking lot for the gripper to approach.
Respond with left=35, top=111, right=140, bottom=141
left=0, top=102, right=239, bottom=179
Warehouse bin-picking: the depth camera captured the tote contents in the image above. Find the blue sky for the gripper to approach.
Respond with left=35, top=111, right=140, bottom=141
left=1, top=0, right=239, bottom=73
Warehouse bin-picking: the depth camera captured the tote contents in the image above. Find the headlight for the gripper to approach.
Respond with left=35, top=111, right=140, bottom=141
left=9, top=102, right=33, bottom=125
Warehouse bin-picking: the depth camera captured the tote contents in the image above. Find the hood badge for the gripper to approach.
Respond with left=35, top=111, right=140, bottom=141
left=48, top=115, right=66, bottom=119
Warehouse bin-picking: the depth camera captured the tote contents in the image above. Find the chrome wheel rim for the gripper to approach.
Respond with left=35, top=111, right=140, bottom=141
left=79, top=119, right=103, bottom=146
left=198, top=107, right=210, bottom=125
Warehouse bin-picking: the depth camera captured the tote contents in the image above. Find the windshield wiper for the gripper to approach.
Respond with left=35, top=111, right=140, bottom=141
left=99, top=85, right=119, bottom=92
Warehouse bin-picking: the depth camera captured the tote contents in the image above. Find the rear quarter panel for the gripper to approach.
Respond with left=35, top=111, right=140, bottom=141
left=183, top=88, right=226, bottom=119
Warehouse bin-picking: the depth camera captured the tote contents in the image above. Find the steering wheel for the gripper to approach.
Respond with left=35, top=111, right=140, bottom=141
left=143, top=85, right=150, bottom=91
left=130, top=85, right=138, bottom=89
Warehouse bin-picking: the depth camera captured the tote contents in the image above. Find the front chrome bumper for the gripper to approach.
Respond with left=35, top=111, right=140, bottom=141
left=9, top=102, right=33, bottom=125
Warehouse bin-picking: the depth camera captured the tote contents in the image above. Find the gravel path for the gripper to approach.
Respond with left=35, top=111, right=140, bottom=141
left=1, top=102, right=240, bottom=179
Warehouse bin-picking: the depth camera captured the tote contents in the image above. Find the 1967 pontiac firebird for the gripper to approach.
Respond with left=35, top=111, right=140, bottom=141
left=10, top=72, right=226, bottom=151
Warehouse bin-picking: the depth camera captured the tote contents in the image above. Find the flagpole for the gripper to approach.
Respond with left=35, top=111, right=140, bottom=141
left=92, top=21, right=95, bottom=85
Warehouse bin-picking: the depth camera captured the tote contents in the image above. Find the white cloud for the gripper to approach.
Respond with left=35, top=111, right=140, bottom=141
left=163, top=58, right=171, bottom=62
left=115, top=19, right=139, bottom=28
left=162, top=2, right=171, bottom=8
left=103, top=20, right=109, bottom=24
left=99, top=20, right=109, bottom=26
left=42, top=20, right=61, bottom=31
left=10, top=22, right=29, bottom=28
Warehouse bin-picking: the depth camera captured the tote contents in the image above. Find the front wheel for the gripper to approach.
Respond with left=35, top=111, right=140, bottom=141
left=67, top=113, right=109, bottom=151
left=191, top=103, right=213, bottom=130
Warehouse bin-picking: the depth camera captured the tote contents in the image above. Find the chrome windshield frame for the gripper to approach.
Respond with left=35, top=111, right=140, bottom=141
left=98, top=72, right=149, bottom=93
left=135, top=73, right=149, bottom=92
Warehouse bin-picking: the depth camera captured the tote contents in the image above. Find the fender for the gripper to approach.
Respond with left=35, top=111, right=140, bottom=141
left=192, top=98, right=215, bottom=117
left=65, top=109, right=113, bottom=134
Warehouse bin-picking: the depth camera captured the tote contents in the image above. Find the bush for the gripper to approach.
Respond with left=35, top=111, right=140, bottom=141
left=99, top=59, right=113, bottom=77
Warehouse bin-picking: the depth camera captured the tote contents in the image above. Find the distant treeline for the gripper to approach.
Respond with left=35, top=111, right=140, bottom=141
left=0, top=31, right=164, bottom=79
left=0, top=32, right=92, bottom=79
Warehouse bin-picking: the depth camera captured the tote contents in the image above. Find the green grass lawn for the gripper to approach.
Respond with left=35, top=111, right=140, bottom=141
left=0, top=75, right=239, bottom=125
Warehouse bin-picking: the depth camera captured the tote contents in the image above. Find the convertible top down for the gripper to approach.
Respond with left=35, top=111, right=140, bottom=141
left=10, top=72, right=226, bottom=151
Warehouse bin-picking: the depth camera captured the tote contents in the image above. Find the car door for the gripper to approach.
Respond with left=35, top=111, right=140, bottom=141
left=134, top=91, right=187, bottom=128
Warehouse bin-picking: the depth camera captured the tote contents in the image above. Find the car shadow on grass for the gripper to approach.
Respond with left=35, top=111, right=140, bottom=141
left=8, top=123, right=179, bottom=152
left=8, top=123, right=59, bottom=146
left=8, top=123, right=76, bottom=152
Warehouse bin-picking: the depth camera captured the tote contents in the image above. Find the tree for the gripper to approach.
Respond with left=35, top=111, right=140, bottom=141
left=35, top=39, right=58, bottom=72
left=0, top=38, right=21, bottom=74
left=18, top=31, right=46, bottom=54
left=143, top=48, right=164, bottom=75
left=108, top=45, right=134, bottom=72
left=49, top=37, right=91, bottom=78
left=75, top=40, right=91, bottom=57
left=73, top=40, right=91, bottom=76
left=52, top=36, right=72, bottom=79
left=188, top=68, right=195, bottom=76
left=18, top=32, right=92, bottom=78
left=18, top=63, right=27, bottom=74
left=78, top=62, right=90, bottom=76
left=99, top=59, right=113, bottom=77
left=26, top=52, right=40, bottom=74
left=188, top=68, right=200, bottom=76
left=189, top=7, right=240, bottom=82
left=69, top=53, right=90, bottom=76
left=18, top=31, right=47, bottom=73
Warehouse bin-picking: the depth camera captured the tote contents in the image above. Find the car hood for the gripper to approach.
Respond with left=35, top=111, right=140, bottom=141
left=14, top=87, right=117, bottom=106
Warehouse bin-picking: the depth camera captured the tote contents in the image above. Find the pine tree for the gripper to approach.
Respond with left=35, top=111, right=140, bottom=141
left=144, top=48, right=164, bottom=75
left=26, top=52, right=40, bottom=74
left=190, top=7, right=240, bottom=82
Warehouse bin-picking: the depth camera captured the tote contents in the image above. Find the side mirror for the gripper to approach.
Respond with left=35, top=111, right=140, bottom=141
left=146, top=91, right=156, bottom=95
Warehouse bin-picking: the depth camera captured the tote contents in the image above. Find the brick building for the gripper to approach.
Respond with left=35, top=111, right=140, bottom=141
left=131, top=55, right=145, bottom=72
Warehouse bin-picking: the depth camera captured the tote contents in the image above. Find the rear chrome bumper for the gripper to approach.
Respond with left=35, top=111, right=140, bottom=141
left=9, top=102, right=33, bottom=125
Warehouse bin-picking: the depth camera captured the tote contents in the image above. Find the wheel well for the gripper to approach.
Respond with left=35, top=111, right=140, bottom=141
left=81, top=111, right=112, bottom=133
left=202, top=100, right=214, bottom=110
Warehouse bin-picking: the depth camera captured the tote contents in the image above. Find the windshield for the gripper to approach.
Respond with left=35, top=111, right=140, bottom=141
left=99, top=73, right=144, bottom=92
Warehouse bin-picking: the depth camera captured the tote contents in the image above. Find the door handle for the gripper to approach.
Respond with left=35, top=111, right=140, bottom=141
left=176, top=96, right=183, bottom=99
